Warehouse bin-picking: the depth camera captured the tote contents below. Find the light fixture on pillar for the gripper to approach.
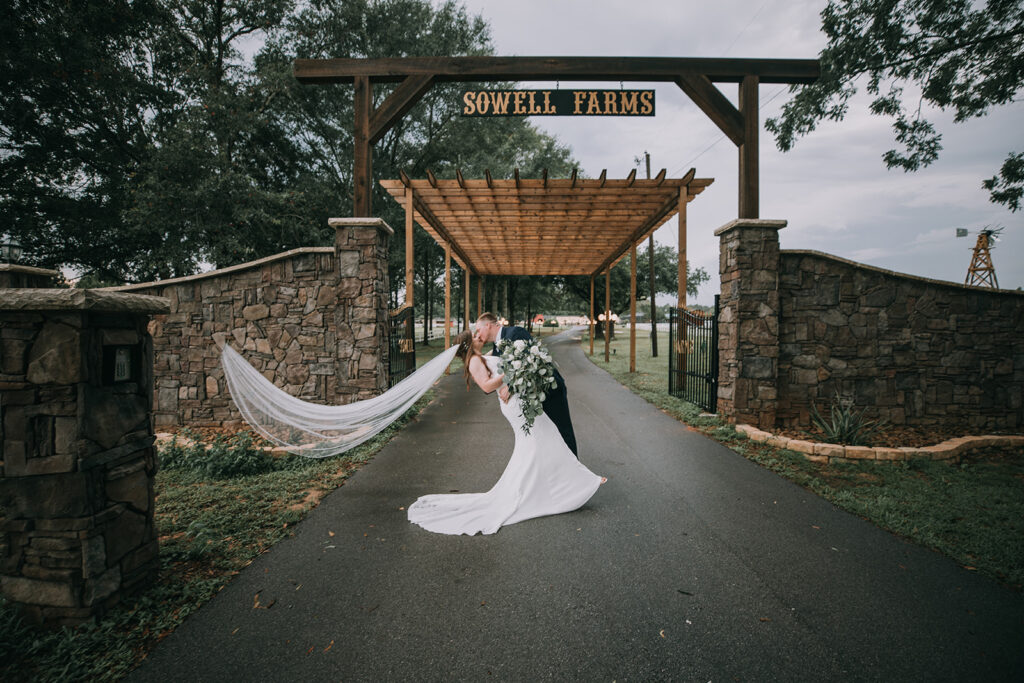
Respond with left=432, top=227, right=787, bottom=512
left=0, top=236, right=23, bottom=264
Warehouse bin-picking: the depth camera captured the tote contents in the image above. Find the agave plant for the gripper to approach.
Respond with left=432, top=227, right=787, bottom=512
left=808, top=391, right=887, bottom=446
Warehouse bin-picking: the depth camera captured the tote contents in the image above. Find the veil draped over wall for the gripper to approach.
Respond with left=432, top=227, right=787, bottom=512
left=220, top=344, right=459, bottom=458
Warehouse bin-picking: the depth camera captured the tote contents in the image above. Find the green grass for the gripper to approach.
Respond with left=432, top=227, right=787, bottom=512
left=582, top=329, right=1024, bottom=590
left=0, top=392, right=437, bottom=683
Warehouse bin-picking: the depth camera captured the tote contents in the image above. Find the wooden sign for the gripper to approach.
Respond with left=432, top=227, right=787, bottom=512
left=461, top=89, right=654, bottom=117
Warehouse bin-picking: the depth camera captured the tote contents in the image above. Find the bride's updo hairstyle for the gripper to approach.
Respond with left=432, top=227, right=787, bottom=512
left=454, top=329, right=489, bottom=390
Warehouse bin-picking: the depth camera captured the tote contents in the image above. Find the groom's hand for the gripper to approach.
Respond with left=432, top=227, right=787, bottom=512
left=499, top=385, right=510, bottom=403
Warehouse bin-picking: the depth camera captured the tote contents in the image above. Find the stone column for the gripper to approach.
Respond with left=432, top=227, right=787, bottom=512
left=715, top=219, right=786, bottom=429
left=0, top=289, right=169, bottom=625
left=329, top=218, right=394, bottom=400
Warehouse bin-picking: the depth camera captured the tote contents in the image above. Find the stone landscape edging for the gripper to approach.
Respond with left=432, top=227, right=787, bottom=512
left=733, top=424, right=1024, bottom=464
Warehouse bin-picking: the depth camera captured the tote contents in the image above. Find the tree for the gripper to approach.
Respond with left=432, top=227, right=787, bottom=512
left=766, top=0, right=1024, bottom=211
left=0, top=0, right=168, bottom=278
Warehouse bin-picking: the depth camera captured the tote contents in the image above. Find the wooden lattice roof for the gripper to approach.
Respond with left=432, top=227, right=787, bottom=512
left=380, top=169, right=712, bottom=276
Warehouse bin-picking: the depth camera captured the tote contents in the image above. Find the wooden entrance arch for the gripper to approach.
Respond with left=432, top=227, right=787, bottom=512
left=380, top=167, right=712, bottom=370
left=293, top=56, right=820, bottom=218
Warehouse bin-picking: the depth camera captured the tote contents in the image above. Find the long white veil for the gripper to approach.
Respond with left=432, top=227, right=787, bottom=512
left=221, top=344, right=459, bottom=458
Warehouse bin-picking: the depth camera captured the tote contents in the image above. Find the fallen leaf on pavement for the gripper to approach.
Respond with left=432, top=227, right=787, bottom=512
left=324, top=640, right=334, bottom=653
left=659, top=630, right=665, bottom=638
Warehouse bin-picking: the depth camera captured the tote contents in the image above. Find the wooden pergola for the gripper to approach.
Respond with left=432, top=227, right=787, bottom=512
left=381, top=167, right=712, bottom=369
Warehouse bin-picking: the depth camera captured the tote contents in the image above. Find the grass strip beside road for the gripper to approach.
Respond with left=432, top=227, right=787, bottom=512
left=582, top=329, right=1024, bottom=590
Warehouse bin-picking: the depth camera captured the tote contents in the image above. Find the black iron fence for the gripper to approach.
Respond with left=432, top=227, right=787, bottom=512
left=388, top=305, right=416, bottom=387
left=668, top=295, right=719, bottom=412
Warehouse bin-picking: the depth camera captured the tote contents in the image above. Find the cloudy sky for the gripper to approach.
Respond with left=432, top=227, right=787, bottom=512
left=453, top=0, right=1023, bottom=305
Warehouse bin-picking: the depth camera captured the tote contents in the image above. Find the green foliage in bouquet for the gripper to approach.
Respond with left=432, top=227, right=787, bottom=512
left=497, top=338, right=559, bottom=435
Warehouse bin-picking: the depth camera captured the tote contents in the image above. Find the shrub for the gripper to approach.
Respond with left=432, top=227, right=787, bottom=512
left=809, top=391, right=887, bottom=446
left=158, top=429, right=305, bottom=479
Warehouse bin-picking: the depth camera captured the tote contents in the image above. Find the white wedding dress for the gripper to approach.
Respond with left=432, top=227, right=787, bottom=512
left=408, top=355, right=602, bottom=535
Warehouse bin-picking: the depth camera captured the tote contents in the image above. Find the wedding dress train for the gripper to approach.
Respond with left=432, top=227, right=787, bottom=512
left=407, top=355, right=602, bottom=535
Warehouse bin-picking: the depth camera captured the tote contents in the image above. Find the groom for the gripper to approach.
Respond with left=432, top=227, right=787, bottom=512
left=474, top=312, right=579, bottom=457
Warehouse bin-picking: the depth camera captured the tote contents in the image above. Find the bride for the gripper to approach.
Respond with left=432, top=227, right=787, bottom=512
left=407, top=330, right=605, bottom=536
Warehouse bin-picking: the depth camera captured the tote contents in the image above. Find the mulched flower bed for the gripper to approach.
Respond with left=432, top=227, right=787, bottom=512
left=777, top=423, right=1019, bottom=449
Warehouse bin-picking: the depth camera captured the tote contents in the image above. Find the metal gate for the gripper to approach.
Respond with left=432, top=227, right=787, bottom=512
left=388, top=305, right=416, bottom=387
left=668, top=295, right=719, bottom=412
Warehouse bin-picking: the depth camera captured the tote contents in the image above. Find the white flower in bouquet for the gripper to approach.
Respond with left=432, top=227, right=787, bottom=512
left=496, top=337, right=559, bottom=435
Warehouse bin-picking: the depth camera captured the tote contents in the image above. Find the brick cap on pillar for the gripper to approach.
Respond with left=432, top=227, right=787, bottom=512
left=329, top=217, right=395, bottom=236
left=713, top=218, right=788, bottom=237
left=0, top=288, right=170, bottom=313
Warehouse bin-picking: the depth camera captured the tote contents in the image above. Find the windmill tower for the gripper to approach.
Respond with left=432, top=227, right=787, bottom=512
left=959, top=227, right=1002, bottom=288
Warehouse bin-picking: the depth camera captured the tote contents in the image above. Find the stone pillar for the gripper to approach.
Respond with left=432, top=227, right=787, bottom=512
left=329, top=218, right=393, bottom=400
left=0, top=289, right=169, bottom=625
left=715, top=219, right=786, bottom=429
left=0, top=264, right=59, bottom=288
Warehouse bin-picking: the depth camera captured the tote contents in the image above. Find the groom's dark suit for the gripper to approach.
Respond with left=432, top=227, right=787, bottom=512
left=492, top=326, right=578, bottom=457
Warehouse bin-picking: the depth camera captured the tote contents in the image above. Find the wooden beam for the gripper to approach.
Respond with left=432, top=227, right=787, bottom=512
left=542, top=168, right=548, bottom=188
left=626, top=168, right=636, bottom=187
left=444, top=241, right=451, bottom=350
left=654, top=168, right=667, bottom=185
left=456, top=168, right=466, bottom=189
left=674, top=73, right=745, bottom=147
left=570, top=168, right=578, bottom=188
left=514, top=168, right=521, bottom=190
left=598, top=169, right=607, bottom=187
left=739, top=75, right=759, bottom=218
left=405, top=185, right=414, bottom=307
left=399, top=169, right=411, bottom=186
left=410, top=195, right=477, bottom=272
left=369, top=74, right=434, bottom=144
left=589, top=275, right=595, bottom=356
left=485, top=169, right=493, bottom=189
left=353, top=76, right=373, bottom=216
left=426, top=168, right=438, bottom=188
left=294, top=56, right=821, bottom=85
left=591, top=190, right=680, bottom=276
left=630, top=242, right=637, bottom=373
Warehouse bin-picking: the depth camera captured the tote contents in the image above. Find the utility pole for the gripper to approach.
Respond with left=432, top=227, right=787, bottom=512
left=646, top=152, right=658, bottom=357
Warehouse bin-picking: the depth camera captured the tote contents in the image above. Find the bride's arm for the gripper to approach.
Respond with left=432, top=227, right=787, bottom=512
left=468, top=356, right=504, bottom=394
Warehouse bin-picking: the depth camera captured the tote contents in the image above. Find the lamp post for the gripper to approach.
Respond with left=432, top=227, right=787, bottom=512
left=1, top=236, right=24, bottom=264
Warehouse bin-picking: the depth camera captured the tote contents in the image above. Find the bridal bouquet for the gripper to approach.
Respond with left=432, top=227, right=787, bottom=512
left=496, top=337, right=558, bottom=435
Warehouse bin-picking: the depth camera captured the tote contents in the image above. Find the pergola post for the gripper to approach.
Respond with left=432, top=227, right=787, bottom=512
left=630, top=242, right=637, bottom=373
left=477, top=276, right=484, bottom=321
left=353, top=76, right=373, bottom=217
left=589, top=276, right=595, bottom=356
left=677, top=187, right=689, bottom=387
left=464, top=269, right=470, bottom=332
left=738, top=75, right=759, bottom=219
left=405, top=185, right=414, bottom=307
left=444, top=241, right=451, bottom=349
left=678, top=187, right=688, bottom=308
left=604, top=270, right=611, bottom=363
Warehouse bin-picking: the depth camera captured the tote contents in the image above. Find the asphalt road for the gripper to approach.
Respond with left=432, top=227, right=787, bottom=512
left=130, top=330, right=1024, bottom=682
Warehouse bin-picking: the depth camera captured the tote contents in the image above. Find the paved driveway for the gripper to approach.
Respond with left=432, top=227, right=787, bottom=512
left=130, top=330, right=1024, bottom=682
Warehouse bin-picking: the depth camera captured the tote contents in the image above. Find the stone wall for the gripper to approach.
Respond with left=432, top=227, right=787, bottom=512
left=0, top=289, right=168, bottom=625
left=717, top=221, right=1024, bottom=432
left=114, top=219, right=392, bottom=428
